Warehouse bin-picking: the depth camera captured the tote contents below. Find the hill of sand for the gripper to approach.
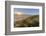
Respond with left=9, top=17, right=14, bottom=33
left=14, top=15, right=39, bottom=27
left=14, top=15, right=30, bottom=21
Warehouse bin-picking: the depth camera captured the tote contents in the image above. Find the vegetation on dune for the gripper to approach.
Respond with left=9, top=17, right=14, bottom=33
left=14, top=15, right=39, bottom=27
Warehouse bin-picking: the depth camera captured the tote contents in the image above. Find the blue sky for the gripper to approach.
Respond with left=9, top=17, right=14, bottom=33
left=14, top=8, right=39, bottom=15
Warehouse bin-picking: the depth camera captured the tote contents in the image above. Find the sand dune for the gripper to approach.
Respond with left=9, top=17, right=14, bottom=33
left=14, top=15, right=39, bottom=27
left=14, top=15, right=30, bottom=21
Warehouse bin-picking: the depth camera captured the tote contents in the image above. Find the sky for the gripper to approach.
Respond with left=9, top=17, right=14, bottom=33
left=14, top=8, right=39, bottom=15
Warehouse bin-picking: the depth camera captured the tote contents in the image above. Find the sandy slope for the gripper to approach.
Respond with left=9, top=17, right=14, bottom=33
left=14, top=15, right=30, bottom=21
left=14, top=15, right=39, bottom=27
